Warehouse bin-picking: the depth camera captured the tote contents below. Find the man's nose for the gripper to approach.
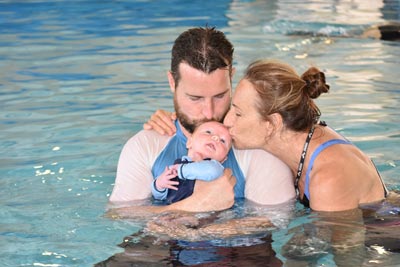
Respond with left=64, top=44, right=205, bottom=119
left=202, top=99, right=214, bottom=119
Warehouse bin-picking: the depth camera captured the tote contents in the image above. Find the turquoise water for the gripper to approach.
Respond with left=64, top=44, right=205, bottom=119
left=1, top=0, right=399, bottom=266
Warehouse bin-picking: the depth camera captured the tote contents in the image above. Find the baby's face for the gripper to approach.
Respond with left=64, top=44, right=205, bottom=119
left=187, top=121, right=232, bottom=162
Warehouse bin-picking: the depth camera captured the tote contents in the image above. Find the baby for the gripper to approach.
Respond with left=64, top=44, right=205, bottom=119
left=151, top=121, right=232, bottom=204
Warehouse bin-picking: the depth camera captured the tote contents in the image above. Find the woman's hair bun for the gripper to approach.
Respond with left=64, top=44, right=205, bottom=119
left=301, top=67, right=330, bottom=99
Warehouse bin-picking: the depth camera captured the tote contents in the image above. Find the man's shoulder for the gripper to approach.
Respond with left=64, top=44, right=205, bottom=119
left=233, top=148, right=286, bottom=166
left=232, top=148, right=291, bottom=177
left=122, top=130, right=173, bottom=155
left=233, top=148, right=295, bottom=205
left=133, top=129, right=172, bottom=139
left=127, top=129, right=172, bottom=145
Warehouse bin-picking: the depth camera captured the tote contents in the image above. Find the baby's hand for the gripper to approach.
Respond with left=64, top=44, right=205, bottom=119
left=168, top=164, right=179, bottom=172
left=155, top=166, right=179, bottom=191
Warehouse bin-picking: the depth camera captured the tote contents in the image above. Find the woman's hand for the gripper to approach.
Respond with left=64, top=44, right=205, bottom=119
left=143, top=109, right=177, bottom=136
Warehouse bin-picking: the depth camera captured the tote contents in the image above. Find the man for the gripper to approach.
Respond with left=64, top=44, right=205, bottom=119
left=109, top=27, right=295, bottom=212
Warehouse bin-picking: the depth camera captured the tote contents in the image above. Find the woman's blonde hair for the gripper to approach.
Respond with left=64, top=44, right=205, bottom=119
left=244, top=59, right=330, bottom=131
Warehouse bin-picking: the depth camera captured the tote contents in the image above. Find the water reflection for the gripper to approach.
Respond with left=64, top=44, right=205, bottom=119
left=101, top=195, right=400, bottom=266
left=283, top=200, right=400, bottom=266
left=97, top=208, right=400, bottom=266
left=96, top=231, right=282, bottom=267
left=99, top=200, right=294, bottom=266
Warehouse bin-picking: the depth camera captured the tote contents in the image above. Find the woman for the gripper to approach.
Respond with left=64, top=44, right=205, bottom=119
left=223, top=59, right=388, bottom=211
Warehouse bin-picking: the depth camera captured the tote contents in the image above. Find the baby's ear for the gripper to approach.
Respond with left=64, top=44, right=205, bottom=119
left=186, top=137, right=192, bottom=149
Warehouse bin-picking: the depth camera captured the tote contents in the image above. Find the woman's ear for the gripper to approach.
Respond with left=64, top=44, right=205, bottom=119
left=265, top=113, right=283, bottom=138
left=269, top=113, right=283, bottom=130
left=167, top=71, right=175, bottom=93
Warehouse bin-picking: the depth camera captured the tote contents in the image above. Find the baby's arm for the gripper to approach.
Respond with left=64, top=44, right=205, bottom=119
left=151, top=166, right=179, bottom=200
left=177, top=160, right=224, bottom=181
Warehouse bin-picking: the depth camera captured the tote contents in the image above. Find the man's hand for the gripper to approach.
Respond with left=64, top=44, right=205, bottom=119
left=143, top=109, right=177, bottom=136
left=166, top=168, right=236, bottom=213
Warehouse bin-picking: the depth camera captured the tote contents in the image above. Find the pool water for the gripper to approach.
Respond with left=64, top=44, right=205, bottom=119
left=1, top=0, right=399, bottom=266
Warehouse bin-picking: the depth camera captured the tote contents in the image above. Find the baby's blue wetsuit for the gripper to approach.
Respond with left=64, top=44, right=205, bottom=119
left=151, top=121, right=245, bottom=203
left=152, top=156, right=225, bottom=203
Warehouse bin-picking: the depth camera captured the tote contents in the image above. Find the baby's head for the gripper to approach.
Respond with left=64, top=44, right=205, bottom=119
left=186, top=121, right=232, bottom=162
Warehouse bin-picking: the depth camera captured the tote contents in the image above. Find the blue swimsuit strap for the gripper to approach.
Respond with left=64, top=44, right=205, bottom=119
left=304, top=139, right=351, bottom=199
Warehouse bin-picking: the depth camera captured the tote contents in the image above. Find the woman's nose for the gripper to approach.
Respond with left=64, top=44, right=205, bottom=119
left=223, top=110, right=233, bottom=127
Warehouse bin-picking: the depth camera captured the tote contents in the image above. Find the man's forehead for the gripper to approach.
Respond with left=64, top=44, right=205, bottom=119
left=178, top=61, right=230, bottom=75
left=184, top=88, right=230, bottom=97
left=177, top=63, right=231, bottom=95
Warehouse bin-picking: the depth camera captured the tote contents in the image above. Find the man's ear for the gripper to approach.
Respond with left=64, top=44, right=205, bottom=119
left=167, top=71, right=175, bottom=93
left=230, top=67, right=236, bottom=92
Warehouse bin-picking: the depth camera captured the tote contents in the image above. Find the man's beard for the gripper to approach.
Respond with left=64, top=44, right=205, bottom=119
left=174, top=97, right=228, bottom=134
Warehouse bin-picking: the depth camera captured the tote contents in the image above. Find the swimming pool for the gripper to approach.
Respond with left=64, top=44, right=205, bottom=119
left=1, top=0, right=399, bottom=266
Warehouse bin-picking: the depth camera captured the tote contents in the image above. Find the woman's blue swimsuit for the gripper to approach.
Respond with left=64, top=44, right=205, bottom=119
left=300, top=139, right=388, bottom=208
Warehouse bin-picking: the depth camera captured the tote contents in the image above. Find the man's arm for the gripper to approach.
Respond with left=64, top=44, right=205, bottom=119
left=109, top=130, right=170, bottom=202
left=166, top=168, right=236, bottom=212
left=108, top=168, right=236, bottom=217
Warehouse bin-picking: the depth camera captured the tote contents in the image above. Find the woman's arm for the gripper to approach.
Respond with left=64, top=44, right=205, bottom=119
left=143, top=109, right=177, bottom=136
left=308, top=162, right=360, bottom=211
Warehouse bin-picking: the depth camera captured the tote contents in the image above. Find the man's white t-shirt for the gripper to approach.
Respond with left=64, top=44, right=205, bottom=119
left=110, top=125, right=295, bottom=205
